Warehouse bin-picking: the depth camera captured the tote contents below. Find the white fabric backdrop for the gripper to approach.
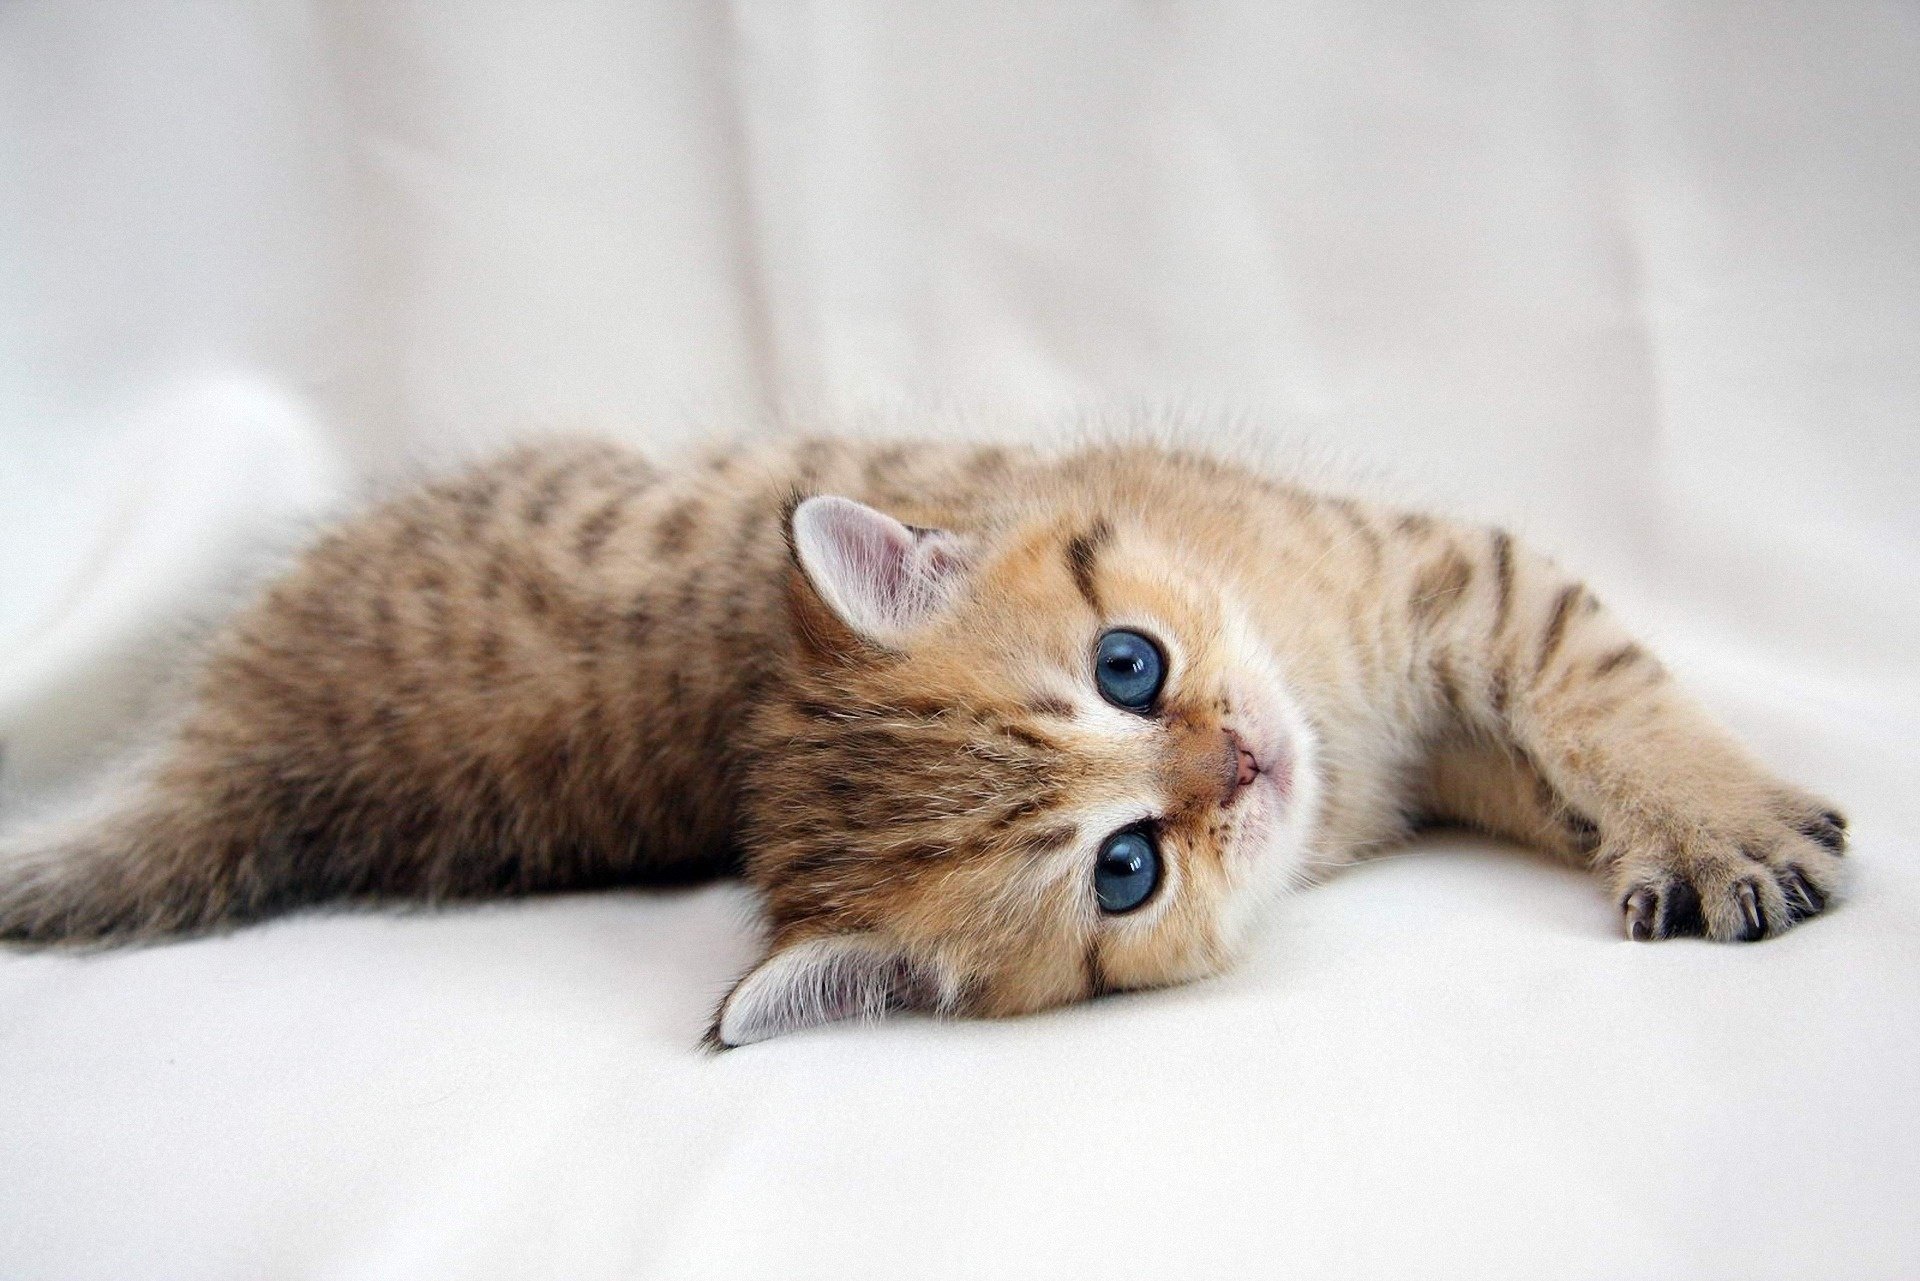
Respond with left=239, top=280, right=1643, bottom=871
left=3, top=3, right=1916, bottom=1278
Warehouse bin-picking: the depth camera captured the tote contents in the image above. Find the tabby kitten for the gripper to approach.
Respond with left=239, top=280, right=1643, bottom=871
left=0, top=435, right=1846, bottom=1045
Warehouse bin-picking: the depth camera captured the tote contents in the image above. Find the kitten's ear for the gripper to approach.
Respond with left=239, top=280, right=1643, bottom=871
left=709, top=933, right=954, bottom=1048
left=788, top=496, right=976, bottom=648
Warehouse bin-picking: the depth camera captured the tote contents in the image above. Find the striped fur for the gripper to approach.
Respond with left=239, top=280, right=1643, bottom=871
left=0, top=433, right=1846, bottom=1042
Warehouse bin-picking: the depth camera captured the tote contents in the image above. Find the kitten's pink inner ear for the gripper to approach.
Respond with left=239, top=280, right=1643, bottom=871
left=713, top=933, right=949, bottom=1047
left=790, top=496, right=974, bottom=646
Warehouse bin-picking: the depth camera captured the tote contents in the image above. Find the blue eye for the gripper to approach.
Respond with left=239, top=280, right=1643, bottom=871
left=1094, top=629, right=1165, bottom=711
left=1095, top=829, right=1161, bottom=914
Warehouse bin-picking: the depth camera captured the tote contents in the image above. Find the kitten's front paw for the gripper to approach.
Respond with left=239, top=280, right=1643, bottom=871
left=1608, top=800, right=1846, bottom=942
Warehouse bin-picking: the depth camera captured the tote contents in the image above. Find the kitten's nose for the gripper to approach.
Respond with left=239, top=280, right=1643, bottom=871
left=1222, top=729, right=1261, bottom=804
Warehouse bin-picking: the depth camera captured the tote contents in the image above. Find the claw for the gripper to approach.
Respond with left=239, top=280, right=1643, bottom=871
left=1734, top=880, right=1766, bottom=941
left=1799, top=811, right=1848, bottom=854
left=1779, top=867, right=1826, bottom=921
left=1624, top=886, right=1658, bottom=940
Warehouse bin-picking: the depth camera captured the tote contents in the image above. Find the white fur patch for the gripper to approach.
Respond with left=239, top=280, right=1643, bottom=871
left=1212, top=602, right=1324, bottom=953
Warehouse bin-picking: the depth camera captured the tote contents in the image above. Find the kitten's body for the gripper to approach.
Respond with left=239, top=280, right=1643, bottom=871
left=0, top=434, right=1845, bottom=1044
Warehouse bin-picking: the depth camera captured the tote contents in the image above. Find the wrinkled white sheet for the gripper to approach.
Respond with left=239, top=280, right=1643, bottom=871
left=3, top=4, right=1917, bottom=1278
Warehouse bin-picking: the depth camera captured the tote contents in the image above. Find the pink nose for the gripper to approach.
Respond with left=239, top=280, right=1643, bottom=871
left=1235, top=738, right=1260, bottom=787
left=1223, top=729, right=1261, bottom=803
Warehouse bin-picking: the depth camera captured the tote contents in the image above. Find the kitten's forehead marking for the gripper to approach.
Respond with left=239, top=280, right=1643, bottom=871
left=1063, top=519, right=1111, bottom=613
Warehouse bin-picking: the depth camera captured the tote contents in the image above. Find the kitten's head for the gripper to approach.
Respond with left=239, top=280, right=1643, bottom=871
left=716, top=492, right=1319, bottom=1046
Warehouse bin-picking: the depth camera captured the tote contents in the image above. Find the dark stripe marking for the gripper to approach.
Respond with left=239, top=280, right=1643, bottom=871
left=524, top=464, right=576, bottom=527
left=1432, top=655, right=1464, bottom=715
left=1004, top=724, right=1056, bottom=751
left=1000, top=793, right=1060, bottom=825
left=478, top=551, right=509, bottom=602
left=473, top=629, right=504, bottom=675
left=455, top=476, right=504, bottom=540
left=1015, top=823, right=1077, bottom=857
left=1084, top=938, right=1109, bottom=999
left=519, top=573, right=551, bottom=617
left=573, top=495, right=629, bottom=564
left=653, top=499, right=701, bottom=557
left=1563, top=809, right=1600, bottom=851
left=1065, top=520, right=1111, bottom=613
left=1409, top=549, right=1474, bottom=622
left=1490, top=529, right=1515, bottom=639
left=1535, top=583, right=1587, bottom=676
left=1592, top=643, right=1646, bottom=679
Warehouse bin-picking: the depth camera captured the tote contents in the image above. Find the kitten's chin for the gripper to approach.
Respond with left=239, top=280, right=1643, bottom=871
left=1193, top=699, right=1322, bottom=961
left=1216, top=771, right=1316, bottom=955
left=1214, top=617, right=1322, bottom=956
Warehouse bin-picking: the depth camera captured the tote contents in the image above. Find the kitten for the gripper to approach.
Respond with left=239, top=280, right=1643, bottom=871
left=0, top=434, right=1847, bottom=1045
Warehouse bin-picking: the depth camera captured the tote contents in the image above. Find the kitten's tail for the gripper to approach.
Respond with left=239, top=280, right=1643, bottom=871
left=0, top=763, right=265, bottom=947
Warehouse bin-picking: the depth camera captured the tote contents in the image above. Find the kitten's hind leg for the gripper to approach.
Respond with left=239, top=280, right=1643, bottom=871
left=1, top=717, right=462, bottom=945
left=2, top=708, right=670, bottom=946
left=0, top=757, right=258, bottom=945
